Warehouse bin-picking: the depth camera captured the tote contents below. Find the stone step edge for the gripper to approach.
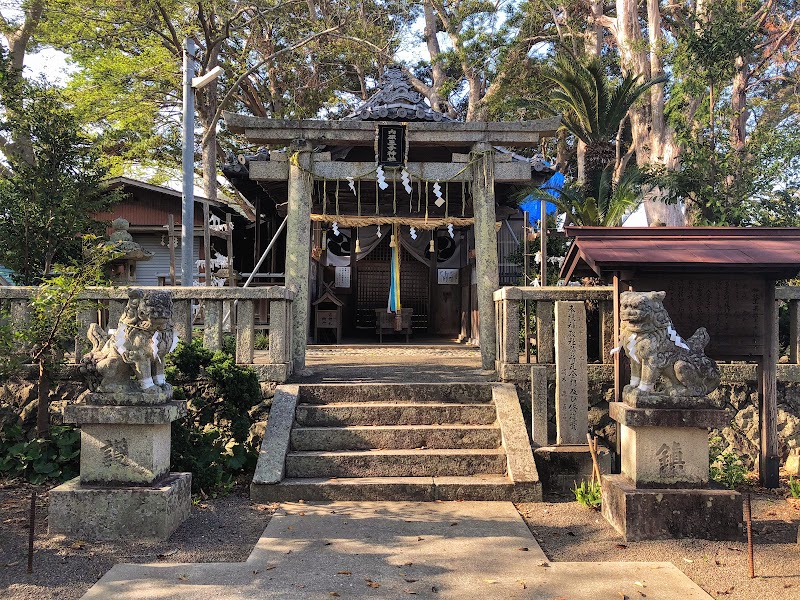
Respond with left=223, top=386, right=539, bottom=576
left=286, top=448, right=507, bottom=457
left=296, top=402, right=495, bottom=408
left=250, top=476, right=542, bottom=503
left=291, top=424, right=502, bottom=432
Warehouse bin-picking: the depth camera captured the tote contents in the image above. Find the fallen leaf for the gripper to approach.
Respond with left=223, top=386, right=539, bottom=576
left=634, top=581, right=646, bottom=588
left=299, top=512, right=306, bottom=516
left=450, top=522, right=458, bottom=526
left=484, top=579, right=498, bottom=584
left=727, top=547, right=743, bottom=552
left=265, top=565, right=277, bottom=571
left=615, top=544, right=627, bottom=549
left=337, top=571, right=352, bottom=576
left=538, top=561, right=550, bottom=567
left=365, top=578, right=381, bottom=588
left=71, top=541, right=86, bottom=550
left=417, top=536, right=424, bottom=541
left=403, top=562, right=413, bottom=566
left=157, top=549, right=178, bottom=559
left=178, top=574, right=188, bottom=581
left=403, top=589, right=417, bottom=595
left=328, top=593, right=340, bottom=597
left=618, top=594, right=628, bottom=600
left=298, top=499, right=306, bottom=504
left=638, top=592, right=647, bottom=598
left=682, top=558, right=693, bottom=563
left=404, top=578, right=418, bottom=583
left=517, top=547, right=529, bottom=551
left=517, top=579, right=527, bottom=589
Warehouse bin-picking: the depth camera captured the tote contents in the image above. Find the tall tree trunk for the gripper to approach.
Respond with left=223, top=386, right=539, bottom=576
left=1, top=0, right=44, bottom=167
left=615, top=0, right=685, bottom=226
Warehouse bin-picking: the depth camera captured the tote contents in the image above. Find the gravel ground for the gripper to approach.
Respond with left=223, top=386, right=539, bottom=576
left=2, top=478, right=797, bottom=600
left=0, top=482, right=277, bottom=600
left=518, top=484, right=800, bottom=600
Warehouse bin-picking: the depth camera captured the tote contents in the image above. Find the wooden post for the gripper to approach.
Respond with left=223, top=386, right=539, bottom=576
left=226, top=213, right=234, bottom=288
left=203, top=202, right=212, bottom=286
left=760, top=281, right=779, bottom=487
left=789, top=299, right=800, bottom=364
left=168, top=214, right=176, bottom=285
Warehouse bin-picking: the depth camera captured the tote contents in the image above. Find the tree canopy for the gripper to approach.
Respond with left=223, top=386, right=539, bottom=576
left=0, top=0, right=798, bottom=227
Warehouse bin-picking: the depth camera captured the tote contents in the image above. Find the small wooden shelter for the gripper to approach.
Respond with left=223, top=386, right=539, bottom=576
left=562, top=226, right=800, bottom=487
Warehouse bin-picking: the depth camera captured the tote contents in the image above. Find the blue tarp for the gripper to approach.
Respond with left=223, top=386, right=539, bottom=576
left=519, top=172, right=564, bottom=228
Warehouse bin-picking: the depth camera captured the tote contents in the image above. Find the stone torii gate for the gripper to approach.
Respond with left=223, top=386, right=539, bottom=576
left=223, top=75, right=558, bottom=372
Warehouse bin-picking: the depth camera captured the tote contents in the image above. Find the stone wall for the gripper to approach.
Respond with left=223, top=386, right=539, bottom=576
left=513, top=364, right=800, bottom=469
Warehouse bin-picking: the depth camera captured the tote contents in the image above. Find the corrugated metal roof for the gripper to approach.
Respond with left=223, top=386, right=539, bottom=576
left=562, top=227, right=800, bottom=280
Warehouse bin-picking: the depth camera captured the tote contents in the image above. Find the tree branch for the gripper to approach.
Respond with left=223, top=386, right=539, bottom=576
left=204, top=26, right=340, bottom=146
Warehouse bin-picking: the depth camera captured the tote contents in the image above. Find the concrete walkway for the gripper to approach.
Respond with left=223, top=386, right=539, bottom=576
left=81, top=502, right=711, bottom=599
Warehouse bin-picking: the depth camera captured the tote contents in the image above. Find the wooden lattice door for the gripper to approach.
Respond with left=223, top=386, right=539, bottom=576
left=356, top=235, right=429, bottom=331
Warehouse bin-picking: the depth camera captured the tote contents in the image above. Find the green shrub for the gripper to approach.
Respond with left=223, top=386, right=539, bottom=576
left=167, top=340, right=261, bottom=495
left=789, top=476, right=800, bottom=499
left=709, top=436, right=748, bottom=489
left=0, top=424, right=80, bottom=484
left=221, top=334, right=237, bottom=357
left=572, top=479, right=602, bottom=509
left=254, top=332, right=270, bottom=351
left=166, top=338, right=213, bottom=381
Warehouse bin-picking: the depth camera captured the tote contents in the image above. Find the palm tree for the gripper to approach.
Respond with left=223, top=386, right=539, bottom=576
left=541, top=55, right=666, bottom=193
left=531, top=165, right=645, bottom=227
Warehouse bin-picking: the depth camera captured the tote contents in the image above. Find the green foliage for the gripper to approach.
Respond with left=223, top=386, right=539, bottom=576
left=167, top=339, right=261, bottom=495
left=0, top=424, right=80, bottom=485
left=572, top=479, right=602, bottom=509
left=789, top=476, right=800, bottom=499
left=254, top=332, right=270, bottom=351
left=0, top=78, right=119, bottom=284
left=709, top=436, right=748, bottom=489
left=166, top=339, right=214, bottom=382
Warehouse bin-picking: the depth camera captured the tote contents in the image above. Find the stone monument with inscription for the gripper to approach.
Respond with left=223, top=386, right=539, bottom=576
left=49, top=289, right=191, bottom=540
left=602, top=291, right=743, bottom=541
left=533, top=301, right=610, bottom=492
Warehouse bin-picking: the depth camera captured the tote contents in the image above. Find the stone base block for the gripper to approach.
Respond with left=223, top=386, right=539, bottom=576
left=620, top=423, right=709, bottom=488
left=622, top=387, right=716, bottom=409
left=601, top=474, right=743, bottom=541
left=79, top=423, right=171, bottom=485
left=533, top=445, right=611, bottom=493
left=49, top=473, right=191, bottom=541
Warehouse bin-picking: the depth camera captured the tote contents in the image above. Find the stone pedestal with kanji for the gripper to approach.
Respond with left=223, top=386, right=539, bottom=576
left=601, top=389, right=743, bottom=541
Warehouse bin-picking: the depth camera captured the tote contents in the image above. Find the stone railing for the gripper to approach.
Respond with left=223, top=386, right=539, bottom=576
left=0, top=286, right=295, bottom=382
left=494, top=285, right=800, bottom=381
left=493, top=286, right=614, bottom=381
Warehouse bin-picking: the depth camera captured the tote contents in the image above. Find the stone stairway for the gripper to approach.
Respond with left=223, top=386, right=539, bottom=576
left=251, top=383, right=540, bottom=502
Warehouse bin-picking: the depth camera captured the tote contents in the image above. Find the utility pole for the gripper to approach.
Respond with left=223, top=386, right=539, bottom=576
left=181, top=38, right=223, bottom=287
left=181, top=37, right=196, bottom=287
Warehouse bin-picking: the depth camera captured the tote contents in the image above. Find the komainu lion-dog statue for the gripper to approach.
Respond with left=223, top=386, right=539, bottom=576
left=80, top=289, right=178, bottom=395
left=612, top=291, right=720, bottom=397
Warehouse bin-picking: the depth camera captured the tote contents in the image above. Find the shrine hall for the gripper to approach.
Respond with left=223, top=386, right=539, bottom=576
left=223, top=68, right=560, bottom=371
